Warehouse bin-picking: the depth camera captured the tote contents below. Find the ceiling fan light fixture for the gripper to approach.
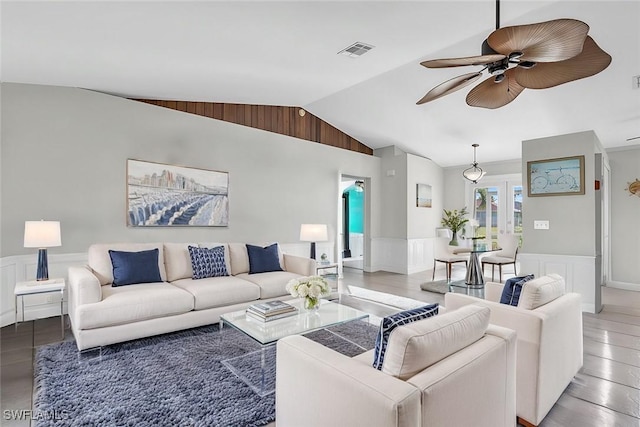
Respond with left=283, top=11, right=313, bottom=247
left=462, top=144, right=486, bottom=184
left=518, top=61, right=536, bottom=69
left=508, top=52, right=524, bottom=60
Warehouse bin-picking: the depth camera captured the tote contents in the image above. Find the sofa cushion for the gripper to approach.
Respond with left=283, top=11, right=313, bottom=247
left=500, top=274, right=534, bottom=306
left=236, top=271, right=302, bottom=299
left=228, top=243, right=284, bottom=275
left=518, top=273, right=565, bottom=310
left=109, top=249, right=163, bottom=287
left=76, top=282, right=194, bottom=330
left=188, top=245, right=229, bottom=279
left=198, top=243, right=232, bottom=276
left=163, top=243, right=197, bottom=282
left=171, top=276, right=260, bottom=310
left=372, top=304, right=440, bottom=371
left=246, top=243, right=283, bottom=274
left=381, top=304, right=490, bottom=380
left=88, top=243, right=167, bottom=286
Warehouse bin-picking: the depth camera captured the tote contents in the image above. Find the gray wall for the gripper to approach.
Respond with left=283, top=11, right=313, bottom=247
left=407, top=153, right=444, bottom=239
left=521, top=131, right=599, bottom=256
left=374, top=146, right=444, bottom=240
left=1, top=83, right=382, bottom=258
left=443, top=159, right=522, bottom=211
left=375, top=146, right=408, bottom=239
left=607, top=147, right=640, bottom=284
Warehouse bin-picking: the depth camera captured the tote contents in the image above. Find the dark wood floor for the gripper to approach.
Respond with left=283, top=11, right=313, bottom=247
left=1, top=267, right=639, bottom=426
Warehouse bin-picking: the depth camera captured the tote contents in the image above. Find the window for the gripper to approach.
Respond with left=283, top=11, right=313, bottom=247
left=466, top=174, right=522, bottom=245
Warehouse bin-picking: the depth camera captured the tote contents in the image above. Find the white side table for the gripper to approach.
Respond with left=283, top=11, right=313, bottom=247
left=14, top=278, right=66, bottom=339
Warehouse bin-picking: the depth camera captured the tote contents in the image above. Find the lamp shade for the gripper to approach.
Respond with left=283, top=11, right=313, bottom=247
left=299, top=224, right=328, bottom=242
left=462, top=166, right=486, bottom=183
left=24, top=221, right=62, bottom=248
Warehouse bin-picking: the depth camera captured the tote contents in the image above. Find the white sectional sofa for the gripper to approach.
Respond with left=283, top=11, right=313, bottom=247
left=276, top=305, right=517, bottom=427
left=68, top=242, right=318, bottom=350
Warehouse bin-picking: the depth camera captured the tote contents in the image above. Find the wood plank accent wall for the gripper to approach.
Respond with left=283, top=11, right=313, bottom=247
left=134, top=99, right=373, bottom=155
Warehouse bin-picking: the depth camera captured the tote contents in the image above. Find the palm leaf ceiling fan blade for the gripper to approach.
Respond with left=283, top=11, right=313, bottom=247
left=466, top=69, right=524, bottom=109
left=487, top=19, right=589, bottom=62
left=421, top=54, right=505, bottom=69
left=514, top=36, right=612, bottom=89
left=417, top=72, right=482, bottom=105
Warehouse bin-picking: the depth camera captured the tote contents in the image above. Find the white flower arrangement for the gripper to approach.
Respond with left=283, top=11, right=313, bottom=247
left=286, top=275, right=331, bottom=310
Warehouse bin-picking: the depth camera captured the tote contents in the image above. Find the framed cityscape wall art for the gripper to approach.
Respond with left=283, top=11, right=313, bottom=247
left=527, top=155, right=585, bottom=197
left=416, top=183, right=432, bottom=207
left=126, top=159, right=229, bottom=226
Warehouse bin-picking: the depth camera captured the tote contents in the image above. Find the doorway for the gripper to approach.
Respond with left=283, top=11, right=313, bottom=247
left=340, top=176, right=365, bottom=271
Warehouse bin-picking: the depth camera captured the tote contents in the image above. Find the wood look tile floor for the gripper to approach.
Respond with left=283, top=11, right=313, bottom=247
left=1, top=267, right=639, bottom=426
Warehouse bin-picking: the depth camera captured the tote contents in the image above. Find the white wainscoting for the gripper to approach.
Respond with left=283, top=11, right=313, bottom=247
left=370, top=238, right=435, bottom=275
left=1, top=253, right=87, bottom=328
left=518, top=252, right=597, bottom=313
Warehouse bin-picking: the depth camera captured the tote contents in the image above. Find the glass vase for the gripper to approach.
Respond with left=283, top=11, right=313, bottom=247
left=304, top=297, right=320, bottom=311
left=449, top=231, right=459, bottom=246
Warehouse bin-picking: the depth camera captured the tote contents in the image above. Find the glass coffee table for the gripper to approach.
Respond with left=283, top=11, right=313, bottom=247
left=219, top=299, right=369, bottom=395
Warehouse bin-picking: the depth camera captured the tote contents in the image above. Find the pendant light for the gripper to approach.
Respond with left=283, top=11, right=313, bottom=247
left=462, top=144, right=486, bottom=183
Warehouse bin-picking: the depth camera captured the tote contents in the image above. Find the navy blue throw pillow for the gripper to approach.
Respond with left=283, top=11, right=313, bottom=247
left=188, top=245, right=229, bottom=279
left=246, top=243, right=283, bottom=274
left=372, top=303, right=439, bottom=370
left=500, top=274, right=535, bottom=306
left=109, top=249, right=162, bottom=287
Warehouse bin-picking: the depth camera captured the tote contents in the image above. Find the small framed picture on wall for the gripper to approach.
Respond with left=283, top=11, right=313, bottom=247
left=416, top=183, right=432, bottom=207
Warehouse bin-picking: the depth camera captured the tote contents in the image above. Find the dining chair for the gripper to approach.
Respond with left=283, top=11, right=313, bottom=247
left=432, top=237, right=468, bottom=281
left=481, top=234, right=519, bottom=282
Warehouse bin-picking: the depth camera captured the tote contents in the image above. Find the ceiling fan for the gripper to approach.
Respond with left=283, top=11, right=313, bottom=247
left=417, top=0, right=611, bottom=109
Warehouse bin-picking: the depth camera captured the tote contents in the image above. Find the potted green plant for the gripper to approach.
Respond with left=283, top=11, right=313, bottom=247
left=441, top=207, right=469, bottom=246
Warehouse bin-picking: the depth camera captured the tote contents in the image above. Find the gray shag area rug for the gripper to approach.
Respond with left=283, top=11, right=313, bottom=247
left=420, top=280, right=450, bottom=294
left=34, top=320, right=378, bottom=427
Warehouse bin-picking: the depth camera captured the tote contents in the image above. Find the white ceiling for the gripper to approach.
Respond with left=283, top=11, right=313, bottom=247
left=2, top=1, right=639, bottom=167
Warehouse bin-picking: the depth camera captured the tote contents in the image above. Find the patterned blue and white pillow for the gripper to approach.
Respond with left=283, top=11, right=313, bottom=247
left=188, top=245, right=229, bottom=279
left=499, top=274, right=535, bottom=306
left=372, top=303, right=439, bottom=370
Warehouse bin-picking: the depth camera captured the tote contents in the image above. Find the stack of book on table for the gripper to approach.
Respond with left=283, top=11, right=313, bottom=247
left=246, top=300, right=298, bottom=322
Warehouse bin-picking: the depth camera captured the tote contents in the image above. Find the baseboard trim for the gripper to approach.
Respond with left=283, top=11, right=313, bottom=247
left=606, top=281, right=640, bottom=292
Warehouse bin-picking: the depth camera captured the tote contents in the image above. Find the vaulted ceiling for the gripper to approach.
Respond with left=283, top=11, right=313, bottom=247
left=2, top=1, right=638, bottom=166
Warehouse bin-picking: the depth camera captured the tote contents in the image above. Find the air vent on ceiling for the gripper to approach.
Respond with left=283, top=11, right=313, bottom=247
left=338, top=42, right=375, bottom=58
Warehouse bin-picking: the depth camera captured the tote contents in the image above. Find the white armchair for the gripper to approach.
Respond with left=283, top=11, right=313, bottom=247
left=444, top=274, right=583, bottom=426
left=276, top=305, right=517, bottom=427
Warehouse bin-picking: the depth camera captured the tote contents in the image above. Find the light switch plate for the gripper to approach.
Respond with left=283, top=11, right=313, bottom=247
left=534, top=220, right=550, bottom=230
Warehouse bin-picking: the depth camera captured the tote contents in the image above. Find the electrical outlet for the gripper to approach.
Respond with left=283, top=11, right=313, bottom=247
left=46, top=295, right=54, bottom=303
left=534, top=220, right=550, bottom=230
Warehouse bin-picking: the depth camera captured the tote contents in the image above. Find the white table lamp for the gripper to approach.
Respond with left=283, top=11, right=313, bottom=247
left=24, top=220, right=61, bottom=281
left=300, top=224, right=328, bottom=260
